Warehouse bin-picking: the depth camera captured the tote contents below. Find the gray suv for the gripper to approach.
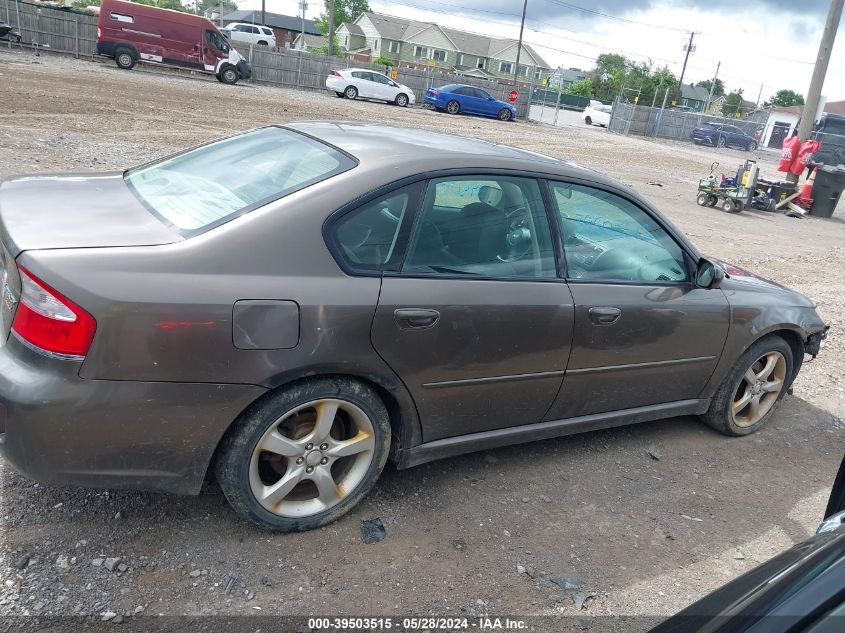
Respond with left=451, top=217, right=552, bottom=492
left=0, top=123, right=827, bottom=531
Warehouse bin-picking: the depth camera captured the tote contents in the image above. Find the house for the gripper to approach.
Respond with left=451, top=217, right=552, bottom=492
left=707, top=95, right=759, bottom=118
left=293, top=32, right=326, bottom=52
left=761, top=105, right=803, bottom=148
left=547, top=67, right=589, bottom=90
left=221, top=10, right=320, bottom=49
left=824, top=99, right=845, bottom=116
left=679, top=83, right=709, bottom=112
left=336, top=11, right=551, bottom=83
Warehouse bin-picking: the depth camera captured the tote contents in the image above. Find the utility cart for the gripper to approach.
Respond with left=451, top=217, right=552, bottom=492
left=695, top=161, right=759, bottom=213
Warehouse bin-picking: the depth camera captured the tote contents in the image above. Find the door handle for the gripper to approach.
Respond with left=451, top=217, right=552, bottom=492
left=394, top=308, right=440, bottom=329
left=589, top=306, right=621, bottom=325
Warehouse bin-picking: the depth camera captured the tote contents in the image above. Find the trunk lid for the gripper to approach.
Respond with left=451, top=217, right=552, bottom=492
left=0, top=173, right=182, bottom=257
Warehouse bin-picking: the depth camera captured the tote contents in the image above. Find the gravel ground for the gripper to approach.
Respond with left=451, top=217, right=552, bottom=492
left=0, top=50, right=843, bottom=626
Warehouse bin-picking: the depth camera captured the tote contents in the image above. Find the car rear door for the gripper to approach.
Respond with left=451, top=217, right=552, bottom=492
left=351, top=71, right=376, bottom=98
left=369, top=175, right=574, bottom=442
left=544, top=180, right=730, bottom=420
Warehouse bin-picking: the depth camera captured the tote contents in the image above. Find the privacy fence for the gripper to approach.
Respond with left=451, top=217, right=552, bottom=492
left=608, top=101, right=770, bottom=143
left=2, top=0, right=531, bottom=117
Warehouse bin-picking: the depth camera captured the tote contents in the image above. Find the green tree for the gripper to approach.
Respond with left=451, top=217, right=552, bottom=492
left=373, top=55, right=394, bottom=69
left=764, top=89, right=805, bottom=107
left=316, top=0, right=370, bottom=34
left=197, top=0, right=237, bottom=15
left=721, top=89, right=745, bottom=118
left=696, top=78, right=725, bottom=98
left=312, top=36, right=343, bottom=56
left=566, top=79, right=593, bottom=98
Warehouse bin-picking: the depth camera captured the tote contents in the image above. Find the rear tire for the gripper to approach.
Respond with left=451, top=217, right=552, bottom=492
left=344, top=85, right=358, bottom=99
left=215, top=377, right=391, bottom=532
left=584, top=116, right=592, bottom=125
left=701, top=335, right=793, bottom=436
left=446, top=99, right=460, bottom=115
left=114, top=47, right=136, bottom=70
left=219, top=65, right=239, bottom=85
left=395, top=93, right=409, bottom=107
left=717, top=136, right=727, bottom=148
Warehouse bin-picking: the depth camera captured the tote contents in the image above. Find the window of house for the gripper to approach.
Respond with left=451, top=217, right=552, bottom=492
left=374, top=39, right=380, bottom=50
left=457, top=54, right=464, bottom=65
left=389, top=40, right=400, bottom=53
left=343, top=35, right=349, bottom=47
left=499, top=61, right=512, bottom=74
left=403, top=177, right=555, bottom=279
left=549, top=182, right=688, bottom=283
left=476, top=58, right=486, bottom=69
left=414, top=45, right=428, bottom=58
left=432, top=49, right=446, bottom=62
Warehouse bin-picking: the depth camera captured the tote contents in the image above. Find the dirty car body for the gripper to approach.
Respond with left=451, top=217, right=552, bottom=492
left=0, top=123, right=827, bottom=527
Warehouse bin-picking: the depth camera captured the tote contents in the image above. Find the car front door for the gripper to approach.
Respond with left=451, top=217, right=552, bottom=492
left=544, top=181, right=730, bottom=420
left=474, top=88, right=497, bottom=116
left=370, top=175, right=574, bottom=442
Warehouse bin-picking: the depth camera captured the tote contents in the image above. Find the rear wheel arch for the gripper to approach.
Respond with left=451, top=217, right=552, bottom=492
left=206, top=371, right=420, bottom=486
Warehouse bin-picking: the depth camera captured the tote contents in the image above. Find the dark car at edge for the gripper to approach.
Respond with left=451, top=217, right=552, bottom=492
left=0, top=123, right=827, bottom=531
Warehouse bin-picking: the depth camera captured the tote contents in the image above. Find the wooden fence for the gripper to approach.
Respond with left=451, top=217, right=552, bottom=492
left=2, top=0, right=533, bottom=117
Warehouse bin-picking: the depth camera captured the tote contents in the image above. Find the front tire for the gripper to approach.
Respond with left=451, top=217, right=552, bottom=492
left=702, top=335, right=793, bottom=436
left=395, top=93, right=409, bottom=107
left=584, top=116, right=592, bottom=125
left=215, top=377, right=391, bottom=532
left=747, top=141, right=758, bottom=151
left=344, top=85, right=358, bottom=99
left=219, top=65, right=239, bottom=85
left=497, top=108, right=512, bottom=121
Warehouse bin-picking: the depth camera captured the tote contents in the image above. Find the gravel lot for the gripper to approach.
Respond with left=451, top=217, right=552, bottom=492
left=1, top=50, right=843, bottom=627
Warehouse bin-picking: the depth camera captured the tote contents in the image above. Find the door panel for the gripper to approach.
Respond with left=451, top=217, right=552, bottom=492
left=373, top=277, right=574, bottom=441
left=545, top=283, right=729, bottom=419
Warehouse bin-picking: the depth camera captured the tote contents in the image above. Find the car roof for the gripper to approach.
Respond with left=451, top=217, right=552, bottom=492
left=285, top=121, right=588, bottom=174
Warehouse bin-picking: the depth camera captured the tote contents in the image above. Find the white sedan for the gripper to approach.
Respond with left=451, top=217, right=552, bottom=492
left=583, top=103, right=612, bottom=127
left=326, top=68, right=416, bottom=107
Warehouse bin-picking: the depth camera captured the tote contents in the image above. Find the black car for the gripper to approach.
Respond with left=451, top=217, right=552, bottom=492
left=691, top=123, right=759, bottom=151
left=651, top=453, right=845, bottom=633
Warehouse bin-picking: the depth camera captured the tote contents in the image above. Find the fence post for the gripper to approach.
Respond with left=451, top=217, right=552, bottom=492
left=296, top=49, right=302, bottom=90
left=74, top=13, right=79, bottom=58
left=552, top=87, right=562, bottom=126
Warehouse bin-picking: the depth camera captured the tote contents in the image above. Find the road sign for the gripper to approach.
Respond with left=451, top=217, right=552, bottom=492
left=507, top=89, right=519, bottom=102
left=391, top=70, right=398, bottom=79
left=427, top=59, right=435, bottom=67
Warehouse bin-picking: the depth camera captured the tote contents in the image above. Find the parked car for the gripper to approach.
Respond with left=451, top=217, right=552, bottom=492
left=0, top=123, right=827, bottom=532
left=96, top=0, right=250, bottom=84
left=650, top=452, right=845, bottom=632
left=220, top=22, right=276, bottom=47
left=583, top=103, right=612, bottom=127
left=425, top=84, right=516, bottom=121
left=669, top=105, right=692, bottom=112
left=691, top=123, right=758, bottom=151
left=325, top=68, right=415, bottom=107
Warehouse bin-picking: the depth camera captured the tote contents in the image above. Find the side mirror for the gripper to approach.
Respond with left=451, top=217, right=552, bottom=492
left=488, top=96, right=495, bottom=101
left=695, top=258, right=724, bottom=289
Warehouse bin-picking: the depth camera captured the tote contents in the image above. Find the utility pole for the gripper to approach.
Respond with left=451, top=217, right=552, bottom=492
left=677, top=31, right=697, bottom=91
left=513, top=0, right=528, bottom=87
left=299, top=0, right=307, bottom=50
left=788, top=0, right=844, bottom=183
left=704, top=61, right=719, bottom=113
left=328, top=0, right=334, bottom=57
left=755, top=83, right=763, bottom=108
left=261, top=0, right=265, bottom=26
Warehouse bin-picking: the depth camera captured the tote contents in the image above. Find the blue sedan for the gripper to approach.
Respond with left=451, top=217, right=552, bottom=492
left=425, top=84, right=517, bottom=121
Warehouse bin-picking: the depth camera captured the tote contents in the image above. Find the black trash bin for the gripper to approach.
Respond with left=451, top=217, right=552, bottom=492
left=809, top=165, right=845, bottom=218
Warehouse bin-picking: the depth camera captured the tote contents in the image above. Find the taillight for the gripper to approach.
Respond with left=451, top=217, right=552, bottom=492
left=97, top=26, right=101, bottom=40
left=331, top=70, right=342, bottom=77
left=11, top=266, right=96, bottom=359
left=430, top=89, right=440, bottom=96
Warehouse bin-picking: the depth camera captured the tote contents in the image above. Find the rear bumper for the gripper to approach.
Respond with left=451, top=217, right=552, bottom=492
left=0, top=336, right=265, bottom=495
left=326, top=76, right=345, bottom=92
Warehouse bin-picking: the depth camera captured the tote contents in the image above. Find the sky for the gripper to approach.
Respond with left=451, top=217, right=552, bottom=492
left=237, top=0, right=845, bottom=104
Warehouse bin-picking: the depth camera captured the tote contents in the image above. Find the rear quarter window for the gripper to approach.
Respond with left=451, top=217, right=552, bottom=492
left=125, top=127, right=356, bottom=236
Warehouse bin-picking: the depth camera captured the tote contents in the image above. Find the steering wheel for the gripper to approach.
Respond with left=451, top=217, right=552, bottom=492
left=497, top=207, right=533, bottom=263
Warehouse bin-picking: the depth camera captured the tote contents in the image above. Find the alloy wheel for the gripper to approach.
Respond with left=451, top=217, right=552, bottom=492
left=446, top=100, right=460, bottom=114
left=499, top=109, right=512, bottom=121
left=731, top=351, right=787, bottom=427
left=249, top=399, right=375, bottom=517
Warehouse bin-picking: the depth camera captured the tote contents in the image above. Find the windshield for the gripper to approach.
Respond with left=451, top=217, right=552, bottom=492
left=125, top=127, right=356, bottom=235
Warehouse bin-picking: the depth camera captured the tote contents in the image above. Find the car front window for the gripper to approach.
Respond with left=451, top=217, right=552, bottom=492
left=126, top=127, right=356, bottom=235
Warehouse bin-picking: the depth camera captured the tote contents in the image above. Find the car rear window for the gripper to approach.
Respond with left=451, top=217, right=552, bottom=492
left=125, top=127, right=355, bottom=235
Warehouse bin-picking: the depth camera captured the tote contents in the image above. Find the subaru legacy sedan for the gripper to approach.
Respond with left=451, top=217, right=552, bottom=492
left=0, top=123, right=827, bottom=531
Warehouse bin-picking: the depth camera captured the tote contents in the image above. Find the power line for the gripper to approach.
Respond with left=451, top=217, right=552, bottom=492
left=540, top=0, right=692, bottom=33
